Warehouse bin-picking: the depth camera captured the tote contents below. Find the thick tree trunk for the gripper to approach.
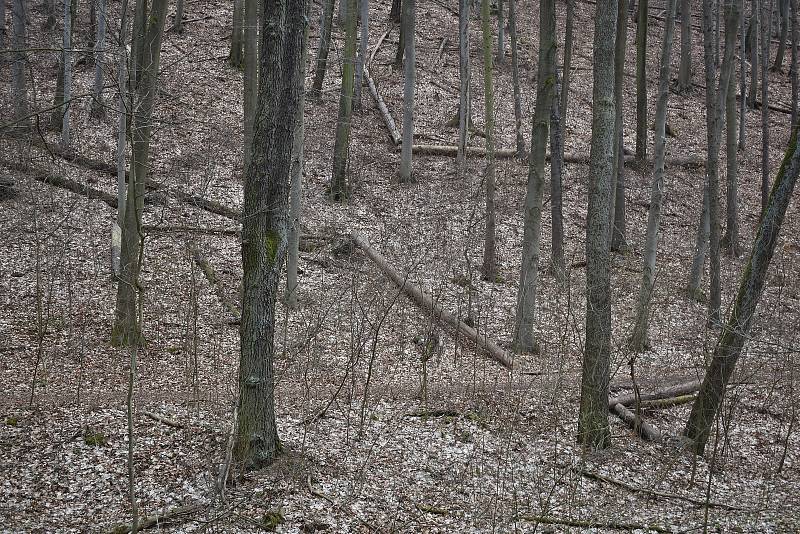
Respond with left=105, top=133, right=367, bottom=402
left=243, top=0, right=258, bottom=172
left=230, top=0, right=244, bottom=67
left=684, top=128, right=800, bottom=455
left=399, top=0, right=415, bottom=182
left=236, top=0, right=307, bottom=470
left=457, top=0, right=471, bottom=173
left=678, top=0, right=693, bottom=92
left=354, top=0, right=369, bottom=109
left=611, top=0, right=629, bottom=252
left=723, top=70, right=740, bottom=254
left=11, top=0, right=29, bottom=129
left=508, top=0, right=525, bottom=155
left=330, top=0, right=358, bottom=200
left=629, top=0, right=677, bottom=353
left=550, top=67, right=566, bottom=281
left=310, top=0, right=335, bottom=99
left=635, top=0, right=649, bottom=163
left=579, top=0, right=617, bottom=450
left=513, top=0, right=555, bottom=352
left=112, top=0, right=169, bottom=347
left=480, top=0, right=497, bottom=280
left=90, top=0, right=107, bottom=119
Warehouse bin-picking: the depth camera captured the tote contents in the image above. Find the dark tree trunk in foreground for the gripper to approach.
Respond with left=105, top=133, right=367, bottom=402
left=330, top=0, right=358, bottom=200
left=635, top=0, right=649, bottom=163
left=480, top=0, right=497, bottom=280
left=496, top=0, right=505, bottom=64
left=611, top=0, right=629, bottom=252
left=684, top=128, right=800, bottom=455
left=579, top=0, right=617, bottom=450
left=561, top=0, right=575, bottom=134
left=309, top=0, right=335, bottom=99
left=244, top=0, right=259, bottom=171
left=514, top=0, right=555, bottom=353
left=390, top=0, right=401, bottom=22
left=739, top=8, right=747, bottom=150
left=749, top=0, right=759, bottom=106
left=236, top=0, right=307, bottom=469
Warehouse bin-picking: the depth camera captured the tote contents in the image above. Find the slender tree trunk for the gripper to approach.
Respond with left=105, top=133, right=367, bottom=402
left=230, top=0, right=244, bottom=67
left=457, top=0, right=471, bottom=173
left=513, top=0, right=555, bottom=353
left=792, top=0, right=798, bottom=126
left=52, top=0, right=76, bottom=131
left=749, top=0, right=759, bottom=106
left=629, top=0, right=678, bottom=353
left=112, top=0, right=169, bottom=347
left=390, top=0, right=401, bottom=22
left=330, top=0, right=358, bottom=200
left=237, top=0, right=308, bottom=470
left=739, top=8, right=748, bottom=149
left=310, top=0, right=335, bottom=99
left=61, top=0, right=72, bottom=148
left=635, top=0, right=649, bottom=163
left=175, top=0, right=184, bottom=32
left=496, top=0, right=504, bottom=64
left=399, top=0, right=415, bottom=182
left=354, top=0, right=369, bottom=109
left=723, top=69, right=740, bottom=254
left=90, top=0, right=107, bottom=119
left=773, top=0, right=788, bottom=69
left=0, top=0, right=6, bottom=52
left=11, top=0, right=29, bottom=130
left=561, top=0, right=575, bottom=133
left=684, top=127, right=800, bottom=455
left=579, top=0, right=617, bottom=450
left=243, top=0, right=258, bottom=172
left=394, top=6, right=404, bottom=69
left=480, top=0, right=497, bottom=280
left=762, top=0, right=773, bottom=214
left=114, top=5, right=129, bottom=276
left=611, top=0, right=629, bottom=252
left=508, top=0, right=525, bottom=154
left=43, top=0, right=56, bottom=30
left=679, top=0, right=693, bottom=92
left=550, top=67, right=566, bottom=282
left=687, top=182, right=710, bottom=300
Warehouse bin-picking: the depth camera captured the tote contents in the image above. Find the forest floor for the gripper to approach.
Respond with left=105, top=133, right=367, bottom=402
left=1, top=0, right=800, bottom=532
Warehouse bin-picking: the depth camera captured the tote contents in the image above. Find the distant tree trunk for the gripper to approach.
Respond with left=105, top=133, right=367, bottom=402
left=237, top=0, right=307, bottom=470
left=457, top=0, right=470, bottom=173
left=508, top=0, right=525, bottom=154
left=114, top=10, right=129, bottom=276
left=480, top=0, right=497, bottom=280
left=310, top=0, right=334, bottom=99
left=11, top=0, right=29, bottom=130
left=792, top=0, right=798, bottom=126
left=354, top=0, right=369, bottom=109
left=611, top=0, right=629, bottom=252
left=394, top=7, right=405, bottom=69
left=748, top=0, right=759, bottom=106
left=61, top=0, right=72, bottom=147
left=112, top=0, right=169, bottom=347
left=579, top=0, right=617, bottom=450
left=175, top=0, right=185, bottom=32
left=287, top=13, right=308, bottom=309
left=687, top=182, right=710, bottom=300
left=243, top=0, right=258, bottom=171
left=739, top=8, right=747, bottom=149
left=773, top=0, right=788, bottom=70
left=678, top=0, right=693, bottom=92
left=52, top=0, right=76, bottom=131
left=90, top=0, right=107, bottom=119
left=330, top=0, right=358, bottom=200
left=399, top=0, right=415, bottom=182
left=550, top=67, right=566, bottom=281
left=561, top=0, right=575, bottom=132
left=684, top=127, right=800, bottom=455
left=722, top=67, right=741, bottom=254
left=635, top=0, right=649, bottom=163
left=0, top=0, right=6, bottom=51
left=496, top=0, right=505, bottom=64
left=390, top=0, right=401, bottom=22
left=762, top=0, right=773, bottom=214
left=513, top=0, right=555, bottom=353
left=43, top=0, right=56, bottom=30
left=230, top=0, right=244, bottom=67
left=629, top=0, right=678, bottom=353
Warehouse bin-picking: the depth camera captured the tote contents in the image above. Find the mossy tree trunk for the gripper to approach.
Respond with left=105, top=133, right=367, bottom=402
left=330, top=0, right=358, bottom=200
left=236, top=0, right=308, bottom=470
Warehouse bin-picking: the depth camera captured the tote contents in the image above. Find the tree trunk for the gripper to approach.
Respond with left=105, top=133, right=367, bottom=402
left=52, top=0, right=77, bottom=131
left=722, top=69, right=740, bottom=254
left=112, top=0, right=169, bottom=347
left=635, top=0, right=649, bottom=163
left=354, top=0, right=369, bottom=109
left=43, top=0, right=56, bottom=30
left=175, top=0, right=185, bottom=32
left=480, top=0, right=497, bottom=280
left=684, top=128, right=800, bottom=455
left=773, top=0, right=788, bottom=69
left=679, top=0, right=693, bottom=92
left=399, top=0, right=415, bottom=183
left=508, top=0, right=525, bottom=155
left=230, top=0, right=244, bottom=67
left=309, top=0, right=335, bottom=99
left=496, top=0, right=505, bottom=64
left=113, top=8, right=130, bottom=276
left=11, top=0, right=29, bottom=130
left=390, top=0, right=401, bottom=22
left=749, top=0, right=759, bottom=106
left=236, top=0, right=307, bottom=470
left=0, top=0, right=6, bottom=53
left=243, top=0, right=258, bottom=172
left=330, top=0, right=358, bottom=200
left=629, top=0, right=678, bottom=353
left=561, top=0, right=575, bottom=130
left=687, top=182, right=710, bottom=300
left=514, top=0, right=555, bottom=352
left=579, top=0, right=617, bottom=450
left=550, top=67, right=566, bottom=281
left=762, top=0, right=773, bottom=214
left=394, top=4, right=405, bottom=69
left=457, top=0, right=471, bottom=173
left=792, top=0, right=799, bottom=126
left=61, top=0, right=72, bottom=148
left=90, top=0, right=107, bottom=119
left=611, top=0, right=629, bottom=252
left=739, top=8, right=747, bottom=149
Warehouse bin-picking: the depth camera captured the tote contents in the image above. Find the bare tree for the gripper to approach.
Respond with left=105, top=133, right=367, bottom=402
left=761, top=0, right=773, bottom=214
left=90, top=0, right=108, bottom=119
left=550, top=67, right=566, bottom=281
left=457, top=0, right=471, bottom=173
left=792, top=0, right=799, bottom=126
left=748, top=0, right=759, bottom=106
left=61, top=0, right=72, bottom=148
left=508, top=0, right=525, bottom=155
left=236, top=0, right=308, bottom=469
left=310, top=0, right=335, bottom=99
left=579, top=0, right=617, bottom=450
left=678, top=0, right=693, bottom=92
left=561, top=0, right=575, bottom=131
left=722, top=70, right=741, bottom=255
left=635, top=0, right=649, bottom=163
left=611, top=0, right=629, bottom=252
left=496, top=0, right=505, bottom=63
left=330, top=0, right=358, bottom=200
left=11, top=0, right=29, bottom=130
left=354, top=0, right=369, bottom=110
left=175, top=0, right=185, bottom=32
left=773, top=0, right=789, bottom=70
left=480, top=0, right=497, bottom=280
left=399, top=0, right=415, bottom=183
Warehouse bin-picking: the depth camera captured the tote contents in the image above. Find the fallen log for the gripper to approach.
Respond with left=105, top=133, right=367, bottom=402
left=109, top=504, right=202, bottom=534
left=364, top=66, right=402, bottom=146
left=0, top=159, right=119, bottom=208
left=608, top=379, right=701, bottom=409
left=639, top=394, right=696, bottom=409
left=351, top=232, right=516, bottom=370
left=142, top=410, right=185, bottom=429
left=187, top=240, right=241, bottom=323
left=612, top=403, right=663, bottom=442
left=518, top=514, right=671, bottom=533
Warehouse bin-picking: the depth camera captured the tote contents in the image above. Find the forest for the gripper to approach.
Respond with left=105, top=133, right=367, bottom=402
left=1, top=0, right=799, bottom=531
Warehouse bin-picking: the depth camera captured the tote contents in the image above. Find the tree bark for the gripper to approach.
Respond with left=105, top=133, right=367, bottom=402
left=514, top=0, right=555, bottom=352
left=792, top=0, right=799, bottom=127
left=762, top=0, right=773, bottom=214
left=635, top=0, right=649, bottom=163
left=399, top=0, right=415, bottom=182
left=749, top=0, right=759, bottom=106
left=687, top=182, right=710, bottom=300
left=684, top=127, right=800, bottom=455
left=309, top=0, right=335, bottom=99
left=175, top=0, right=185, bottom=32
left=739, top=7, right=747, bottom=150
left=330, top=0, right=358, bottom=200
left=678, top=0, right=693, bottom=92
left=354, top=0, right=369, bottom=110
left=10, top=0, right=28, bottom=129
left=629, top=0, right=677, bottom=353
left=390, top=0, right=401, bottom=22
left=243, top=0, right=258, bottom=172
left=480, top=0, right=497, bottom=280
left=236, top=0, right=307, bottom=470
left=457, top=0, right=471, bottom=173
left=722, top=69, right=740, bottom=254
left=550, top=68, right=566, bottom=281
left=496, top=0, right=505, bottom=64
left=611, top=0, right=629, bottom=252
left=561, top=0, right=575, bottom=133
left=579, top=0, right=617, bottom=450
left=773, top=0, right=788, bottom=70
left=61, top=0, right=72, bottom=148
left=508, top=0, right=525, bottom=155
left=230, top=0, right=244, bottom=67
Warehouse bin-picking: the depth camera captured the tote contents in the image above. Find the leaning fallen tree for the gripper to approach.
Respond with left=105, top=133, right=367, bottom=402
left=351, top=232, right=516, bottom=370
